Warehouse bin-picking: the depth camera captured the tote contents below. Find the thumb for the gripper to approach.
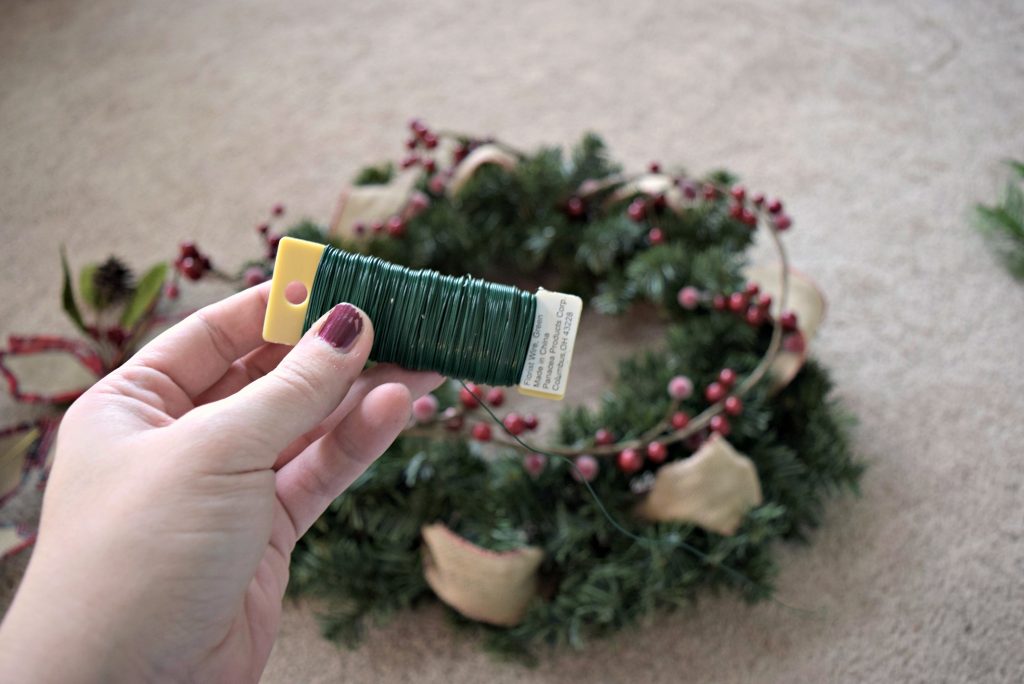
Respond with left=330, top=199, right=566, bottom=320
left=191, top=303, right=374, bottom=466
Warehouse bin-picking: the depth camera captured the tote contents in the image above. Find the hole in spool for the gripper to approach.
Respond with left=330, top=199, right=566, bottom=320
left=285, top=281, right=308, bottom=306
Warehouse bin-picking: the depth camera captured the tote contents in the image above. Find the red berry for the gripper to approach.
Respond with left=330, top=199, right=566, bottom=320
left=165, top=283, right=180, bottom=300
left=409, top=193, right=430, bottom=212
left=179, top=241, right=200, bottom=258
left=371, top=221, right=384, bottom=234
left=648, top=227, right=665, bottom=245
left=400, top=155, right=420, bottom=169
left=712, top=294, right=727, bottom=311
left=443, top=409, right=464, bottom=431
left=595, top=428, right=615, bottom=446
left=718, top=368, right=737, bottom=388
left=617, top=448, right=643, bottom=474
left=744, top=282, right=760, bottom=297
left=386, top=216, right=406, bottom=237
left=680, top=180, right=698, bottom=199
left=266, top=234, right=281, bottom=259
left=178, top=256, right=204, bottom=281
left=709, top=415, right=731, bottom=435
left=428, top=175, right=446, bottom=194
left=646, top=442, right=668, bottom=464
left=746, top=306, right=766, bottom=327
left=668, top=375, right=694, bottom=400
left=702, top=184, right=718, bottom=200
left=523, top=453, right=547, bottom=477
left=648, top=161, right=662, bottom=173
left=730, top=185, right=746, bottom=201
left=686, top=431, right=707, bottom=451
left=412, top=395, right=439, bottom=423
left=678, top=286, right=701, bottom=310
left=409, top=118, right=426, bottom=133
left=486, top=387, right=505, bottom=407
left=751, top=192, right=765, bottom=207
left=424, top=159, right=437, bottom=173
left=523, top=413, right=539, bottom=430
left=671, top=411, right=690, bottom=430
left=453, top=144, right=469, bottom=164
left=572, top=455, right=600, bottom=482
left=728, top=292, right=748, bottom=312
left=780, top=310, right=799, bottom=331
left=653, top=193, right=667, bottom=210
left=724, top=396, right=743, bottom=416
left=243, top=266, right=266, bottom=287
left=503, top=412, right=526, bottom=435
left=767, top=198, right=783, bottom=214
left=257, top=222, right=270, bottom=235
left=757, top=293, right=773, bottom=310
left=566, top=196, right=585, bottom=217
left=627, top=199, right=646, bottom=222
left=405, top=137, right=419, bottom=150
left=423, top=132, right=439, bottom=149
left=741, top=208, right=757, bottom=227
left=459, top=383, right=480, bottom=409
left=773, top=214, right=792, bottom=231
left=471, top=423, right=492, bottom=442
left=728, top=203, right=744, bottom=220
left=783, top=331, right=807, bottom=354
left=272, top=203, right=285, bottom=216
left=705, top=382, right=726, bottom=403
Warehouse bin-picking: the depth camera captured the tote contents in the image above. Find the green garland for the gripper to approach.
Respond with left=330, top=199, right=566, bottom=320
left=275, top=127, right=862, bottom=661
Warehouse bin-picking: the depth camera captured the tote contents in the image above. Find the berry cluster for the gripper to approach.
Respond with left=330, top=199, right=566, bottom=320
left=402, top=118, right=477, bottom=198
left=401, top=118, right=441, bottom=173
left=408, top=383, right=540, bottom=452
left=624, top=185, right=673, bottom=246
left=700, top=281, right=805, bottom=352
left=727, top=185, right=791, bottom=231
left=256, top=203, right=286, bottom=259
left=352, top=191, right=432, bottom=240
left=173, top=241, right=213, bottom=282
left=574, top=362, right=748, bottom=478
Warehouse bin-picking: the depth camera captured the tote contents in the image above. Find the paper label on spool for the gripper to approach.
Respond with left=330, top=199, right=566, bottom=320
left=517, top=289, right=583, bottom=401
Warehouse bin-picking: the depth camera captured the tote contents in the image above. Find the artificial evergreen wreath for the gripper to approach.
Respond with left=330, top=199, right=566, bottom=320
left=0, top=120, right=863, bottom=661
left=253, top=121, right=863, bottom=659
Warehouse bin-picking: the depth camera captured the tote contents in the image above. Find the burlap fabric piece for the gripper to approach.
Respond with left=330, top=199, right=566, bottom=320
left=421, top=522, right=544, bottom=627
left=637, top=434, right=763, bottom=536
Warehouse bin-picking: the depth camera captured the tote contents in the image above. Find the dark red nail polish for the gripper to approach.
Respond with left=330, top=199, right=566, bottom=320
left=318, top=303, right=363, bottom=351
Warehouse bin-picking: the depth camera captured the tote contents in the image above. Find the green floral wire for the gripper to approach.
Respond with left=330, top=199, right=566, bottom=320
left=460, top=381, right=765, bottom=591
left=302, top=245, right=537, bottom=386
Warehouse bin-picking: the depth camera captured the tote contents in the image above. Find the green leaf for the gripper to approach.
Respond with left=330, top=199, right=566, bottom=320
left=120, top=263, right=168, bottom=330
left=60, top=247, right=88, bottom=335
left=78, top=263, right=99, bottom=310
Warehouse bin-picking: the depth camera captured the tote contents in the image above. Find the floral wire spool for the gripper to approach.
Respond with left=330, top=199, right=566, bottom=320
left=300, top=246, right=536, bottom=386
left=265, top=238, right=583, bottom=399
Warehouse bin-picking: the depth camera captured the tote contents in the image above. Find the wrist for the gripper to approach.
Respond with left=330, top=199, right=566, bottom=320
left=0, top=552, right=152, bottom=683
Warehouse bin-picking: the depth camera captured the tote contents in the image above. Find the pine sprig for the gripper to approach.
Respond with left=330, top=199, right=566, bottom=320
left=975, top=160, right=1024, bottom=280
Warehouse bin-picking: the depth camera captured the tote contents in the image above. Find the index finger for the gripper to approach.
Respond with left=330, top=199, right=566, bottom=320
left=124, top=283, right=273, bottom=399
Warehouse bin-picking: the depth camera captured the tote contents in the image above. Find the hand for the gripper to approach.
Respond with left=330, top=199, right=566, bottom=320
left=0, top=284, right=442, bottom=682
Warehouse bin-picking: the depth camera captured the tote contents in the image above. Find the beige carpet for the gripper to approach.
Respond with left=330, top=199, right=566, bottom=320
left=3, top=0, right=1024, bottom=682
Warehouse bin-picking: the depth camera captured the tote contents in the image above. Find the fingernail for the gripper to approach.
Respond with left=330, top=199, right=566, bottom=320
left=317, top=303, right=363, bottom=351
